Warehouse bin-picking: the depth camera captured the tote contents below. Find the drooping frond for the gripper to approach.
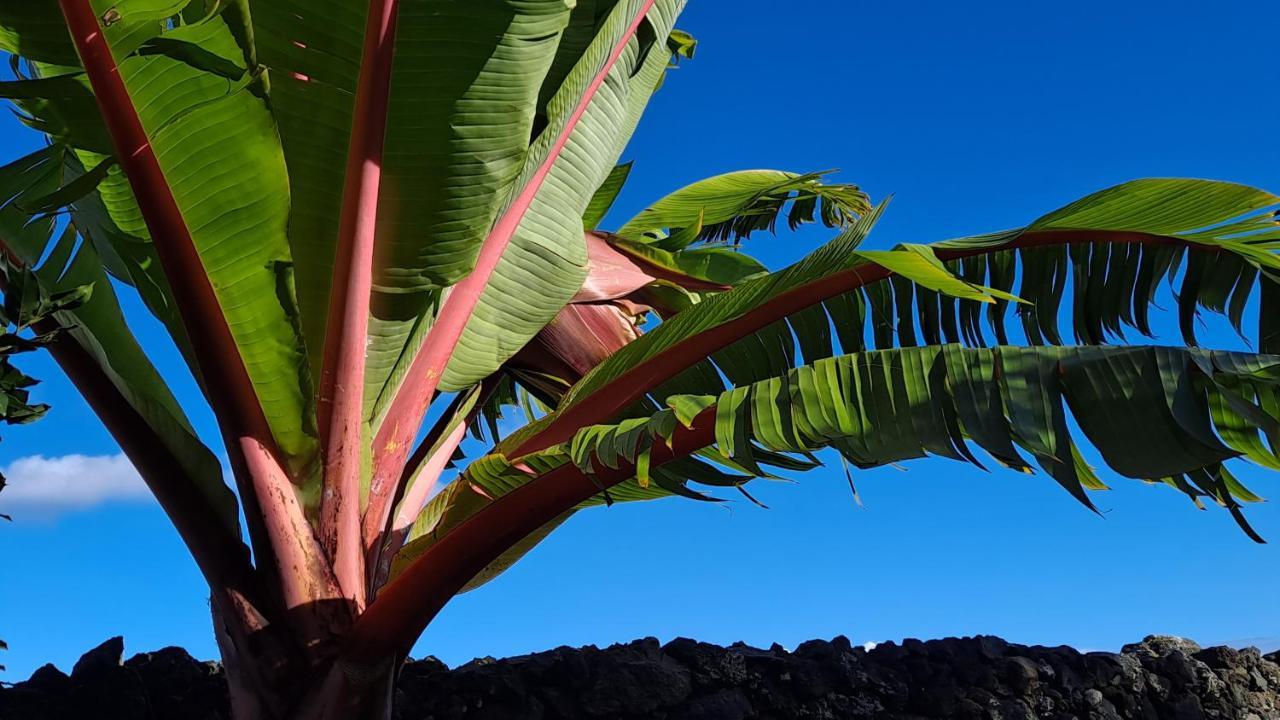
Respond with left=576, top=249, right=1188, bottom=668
left=23, top=230, right=239, bottom=529
left=380, top=342, right=1279, bottom=621
left=0, top=140, right=242, bottom=539
left=558, top=345, right=1278, bottom=538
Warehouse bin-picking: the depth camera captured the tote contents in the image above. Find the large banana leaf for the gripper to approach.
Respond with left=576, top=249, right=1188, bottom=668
left=1, top=167, right=234, bottom=534
left=253, top=0, right=580, bottom=426
left=118, top=15, right=316, bottom=473
left=438, top=0, right=686, bottom=392
left=376, top=1, right=574, bottom=290
left=250, top=0, right=365, bottom=388
left=363, top=1, right=575, bottom=424
left=393, top=343, right=1280, bottom=589
left=5, top=7, right=320, bottom=478
left=560, top=345, right=1276, bottom=538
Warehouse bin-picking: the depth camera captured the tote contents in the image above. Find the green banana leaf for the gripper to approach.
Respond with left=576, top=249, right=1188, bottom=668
left=4, top=7, right=321, bottom=481
left=363, top=1, right=576, bottom=425
left=437, top=0, right=687, bottom=392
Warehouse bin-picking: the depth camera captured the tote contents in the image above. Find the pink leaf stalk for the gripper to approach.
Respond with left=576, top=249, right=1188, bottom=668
left=374, top=420, right=469, bottom=584
left=368, top=1, right=659, bottom=501
left=388, top=421, right=468, bottom=539
left=364, top=384, right=486, bottom=588
left=57, top=0, right=342, bottom=625
left=318, top=0, right=401, bottom=611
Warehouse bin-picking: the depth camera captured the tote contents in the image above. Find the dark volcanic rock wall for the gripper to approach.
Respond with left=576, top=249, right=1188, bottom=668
left=3, top=634, right=1279, bottom=719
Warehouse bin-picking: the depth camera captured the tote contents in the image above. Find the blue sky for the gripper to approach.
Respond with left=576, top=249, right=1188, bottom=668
left=3, top=1, right=1280, bottom=677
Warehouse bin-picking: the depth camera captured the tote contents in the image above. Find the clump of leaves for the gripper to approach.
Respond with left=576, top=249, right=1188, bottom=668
left=0, top=256, right=92, bottom=514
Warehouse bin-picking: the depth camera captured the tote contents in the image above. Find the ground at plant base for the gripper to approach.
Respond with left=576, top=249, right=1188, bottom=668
left=2, top=634, right=1278, bottom=719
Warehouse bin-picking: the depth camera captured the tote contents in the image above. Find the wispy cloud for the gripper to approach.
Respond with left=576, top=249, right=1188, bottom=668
left=0, top=454, right=151, bottom=517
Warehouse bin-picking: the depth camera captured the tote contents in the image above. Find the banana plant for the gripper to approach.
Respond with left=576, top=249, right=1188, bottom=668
left=2, top=1, right=1279, bottom=717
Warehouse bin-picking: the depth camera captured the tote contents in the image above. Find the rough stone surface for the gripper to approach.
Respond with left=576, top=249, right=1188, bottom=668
left=4, top=634, right=1280, bottom=718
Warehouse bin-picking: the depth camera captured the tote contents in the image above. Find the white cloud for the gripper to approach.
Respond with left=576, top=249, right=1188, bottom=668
left=0, top=454, right=151, bottom=516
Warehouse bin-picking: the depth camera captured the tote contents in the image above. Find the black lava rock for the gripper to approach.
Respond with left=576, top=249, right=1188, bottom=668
left=3, top=634, right=1279, bottom=719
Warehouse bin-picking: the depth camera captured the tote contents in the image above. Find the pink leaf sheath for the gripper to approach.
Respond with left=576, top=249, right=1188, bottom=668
left=318, top=0, right=402, bottom=611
